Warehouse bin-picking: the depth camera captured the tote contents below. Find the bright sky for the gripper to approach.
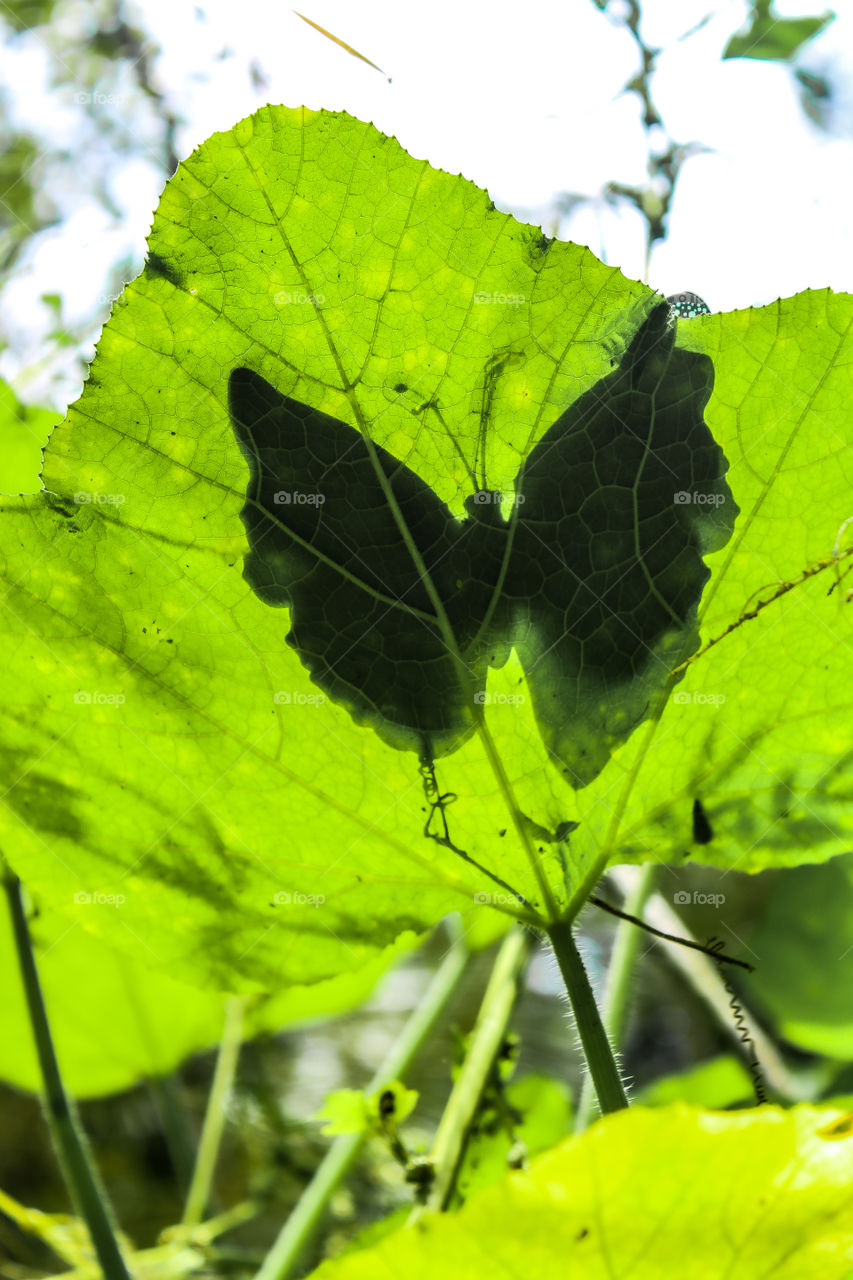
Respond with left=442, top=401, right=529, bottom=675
left=2, top=0, right=851, bottom=409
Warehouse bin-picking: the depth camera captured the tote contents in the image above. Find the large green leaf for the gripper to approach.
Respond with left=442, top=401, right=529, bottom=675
left=1, top=106, right=851, bottom=990
left=0, top=107, right=638, bottom=985
left=309, top=1106, right=853, bottom=1278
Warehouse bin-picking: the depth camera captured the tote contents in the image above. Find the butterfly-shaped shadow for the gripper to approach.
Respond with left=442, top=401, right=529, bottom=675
left=229, top=301, right=737, bottom=787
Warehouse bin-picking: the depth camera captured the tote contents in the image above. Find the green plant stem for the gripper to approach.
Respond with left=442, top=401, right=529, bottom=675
left=416, top=925, right=534, bottom=1216
left=182, top=995, right=246, bottom=1228
left=576, top=864, right=657, bottom=1130
left=1, top=866, right=131, bottom=1280
left=547, top=917, right=629, bottom=1115
left=255, top=923, right=470, bottom=1280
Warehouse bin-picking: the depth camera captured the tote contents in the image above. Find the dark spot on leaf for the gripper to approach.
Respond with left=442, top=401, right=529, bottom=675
left=555, top=820, right=579, bottom=841
left=692, top=798, right=713, bottom=844
left=145, top=251, right=183, bottom=289
left=525, top=231, right=552, bottom=268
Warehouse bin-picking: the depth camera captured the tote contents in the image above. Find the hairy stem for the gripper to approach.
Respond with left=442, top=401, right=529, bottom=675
left=2, top=865, right=131, bottom=1280
left=547, top=918, right=628, bottom=1115
left=576, top=865, right=657, bottom=1129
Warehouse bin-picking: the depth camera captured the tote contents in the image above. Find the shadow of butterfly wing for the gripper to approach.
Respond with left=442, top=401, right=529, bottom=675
left=229, top=368, right=502, bottom=758
left=509, top=302, right=738, bottom=787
